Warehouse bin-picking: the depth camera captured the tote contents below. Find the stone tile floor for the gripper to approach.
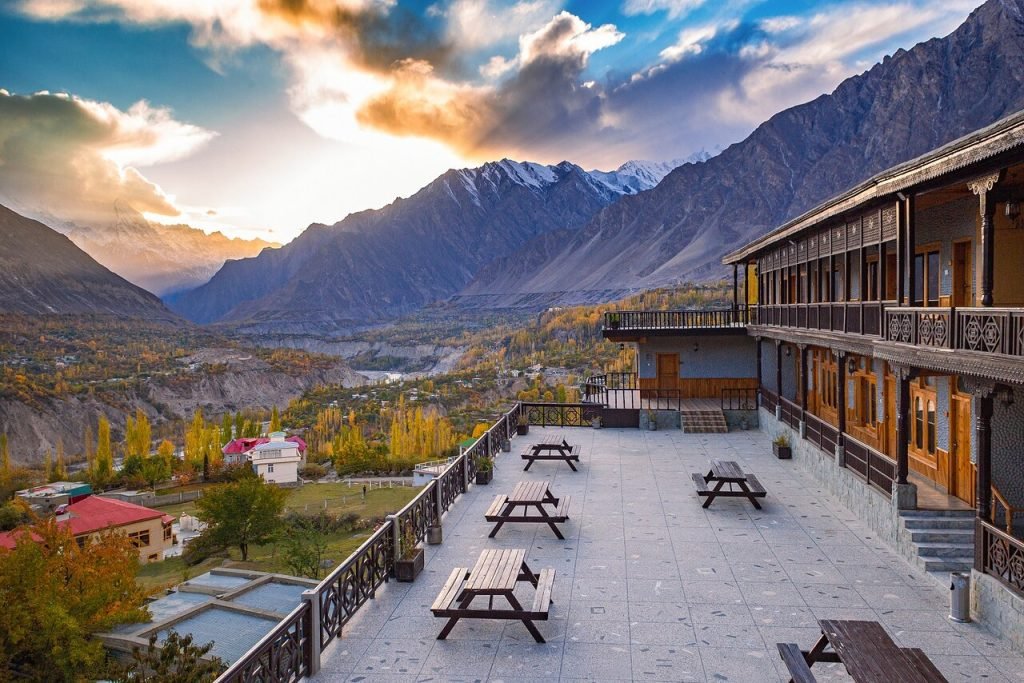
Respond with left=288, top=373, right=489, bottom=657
left=313, top=427, right=1024, bottom=682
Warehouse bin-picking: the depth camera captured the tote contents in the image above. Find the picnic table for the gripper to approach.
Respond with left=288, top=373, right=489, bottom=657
left=431, top=548, right=555, bottom=643
left=691, top=459, right=766, bottom=509
left=521, top=440, right=580, bottom=471
left=777, top=619, right=948, bottom=683
left=485, top=480, right=571, bottom=539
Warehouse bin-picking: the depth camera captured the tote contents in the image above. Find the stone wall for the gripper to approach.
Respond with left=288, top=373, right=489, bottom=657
left=972, top=570, right=1024, bottom=653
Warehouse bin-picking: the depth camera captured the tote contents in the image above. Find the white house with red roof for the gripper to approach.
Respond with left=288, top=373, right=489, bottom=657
left=0, top=495, right=174, bottom=563
left=221, top=434, right=307, bottom=467
left=247, top=432, right=302, bottom=484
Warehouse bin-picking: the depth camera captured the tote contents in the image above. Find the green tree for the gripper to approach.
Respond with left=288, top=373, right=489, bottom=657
left=53, top=439, right=67, bottom=481
left=221, top=413, right=233, bottom=445
left=0, top=518, right=148, bottom=681
left=269, top=406, right=281, bottom=432
left=234, top=411, right=245, bottom=440
left=93, top=415, right=113, bottom=487
left=194, top=475, right=287, bottom=561
left=281, top=524, right=328, bottom=579
left=0, top=433, right=8, bottom=474
left=108, top=631, right=224, bottom=683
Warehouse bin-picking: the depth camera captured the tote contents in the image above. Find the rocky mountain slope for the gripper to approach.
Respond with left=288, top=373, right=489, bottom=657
left=60, top=202, right=278, bottom=296
left=0, top=203, right=176, bottom=318
left=169, top=159, right=671, bottom=331
left=463, top=0, right=1024, bottom=301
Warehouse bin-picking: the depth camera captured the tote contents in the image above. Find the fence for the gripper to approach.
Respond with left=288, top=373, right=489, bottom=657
left=216, top=402, right=523, bottom=683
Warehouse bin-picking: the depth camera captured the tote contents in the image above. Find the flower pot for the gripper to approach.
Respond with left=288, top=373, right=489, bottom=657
left=500, top=438, right=511, bottom=452
left=476, top=469, right=493, bottom=485
left=773, top=443, right=792, bottom=459
left=426, top=525, right=443, bottom=545
left=516, top=424, right=529, bottom=435
left=395, top=547, right=425, bottom=582
left=591, top=417, right=602, bottom=429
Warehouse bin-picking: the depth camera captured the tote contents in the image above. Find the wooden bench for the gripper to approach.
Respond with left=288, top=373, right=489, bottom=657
left=777, top=643, right=817, bottom=683
left=529, top=568, right=556, bottom=618
left=485, top=495, right=509, bottom=520
left=485, top=484, right=570, bottom=539
left=431, top=567, right=470, bottom=615
left=521, top=449, right=580, bottom=471
left=692, top=460, right=768, bottom=509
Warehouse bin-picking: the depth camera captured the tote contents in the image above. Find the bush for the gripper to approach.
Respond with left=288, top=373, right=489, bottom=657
left=181, top=532, right=226, bottom=566
left=299, top=463, right=328, bottom=480
left=0, top=501, right=29, bottom=531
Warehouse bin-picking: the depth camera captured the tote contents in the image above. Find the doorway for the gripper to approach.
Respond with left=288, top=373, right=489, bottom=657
left=950, top=393, right=975, bottom=505
left=656, top=353, right=679, bottom=392
left=952, top=240, right=972, bottom=307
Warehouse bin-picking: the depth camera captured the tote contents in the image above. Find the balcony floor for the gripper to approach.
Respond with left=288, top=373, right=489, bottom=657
left=314, top=427, right=1024, bottom=682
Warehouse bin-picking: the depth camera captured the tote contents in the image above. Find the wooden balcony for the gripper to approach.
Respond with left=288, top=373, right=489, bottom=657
left=753, top=301, right=888, bottom=337
left=885, top=307, right=1024, bottom=357
left=602, top=307, right=749, bottom=340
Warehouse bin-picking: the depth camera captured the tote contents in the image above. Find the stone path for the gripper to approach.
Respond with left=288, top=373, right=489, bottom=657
left=314, top=427, right=1024, bottom=682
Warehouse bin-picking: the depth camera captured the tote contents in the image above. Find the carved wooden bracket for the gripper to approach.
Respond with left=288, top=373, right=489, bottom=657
left=968, top=171, right=1003, bottom=196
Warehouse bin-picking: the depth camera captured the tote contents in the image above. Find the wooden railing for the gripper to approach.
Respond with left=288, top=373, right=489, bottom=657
left=978, top=519, right=1024, bottom=596
left=760, top=388, right=778, bottom=414
left=779, top=396, right=801, bottom=430
left=604, top=307, right=749, bottom=331
left=842, top=434, right=896, bottom=494
left=992, top=485, right=1020, bottom=536
left=882, top=306, right=1024, bottom=357
left=803, top=412, right=837, bottom=458
left=756, top=301, right=890, bottom=337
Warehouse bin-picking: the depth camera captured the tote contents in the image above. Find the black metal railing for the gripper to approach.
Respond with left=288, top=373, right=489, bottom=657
left=604, top=307, right=749, bottom=331
left=217, top=602, right=312, bottom=683
left=522, top=402, right=600, bottom=427
left=757, top=301, right=891, bottom=337
left=842, top=434, right=895, bottom=494
left=978, top=519, right=1024, bottom=596
left=721, top=387, right=757, bottom=411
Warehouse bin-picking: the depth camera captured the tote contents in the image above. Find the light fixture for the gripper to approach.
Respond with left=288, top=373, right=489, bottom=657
left=784, top=345, right=791, bottom=357
left=619, top=343, right=625, bottom=351
left=693, top=342, right=699, bottom=353
left=1006, top=202, right=1023, bottom=229
left=848, top=356, right=858, bottom=375
left=997, top=385, right=1015, bottom=408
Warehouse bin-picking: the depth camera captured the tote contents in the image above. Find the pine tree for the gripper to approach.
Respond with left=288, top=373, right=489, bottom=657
left=234, top=411, right=245, bottom=440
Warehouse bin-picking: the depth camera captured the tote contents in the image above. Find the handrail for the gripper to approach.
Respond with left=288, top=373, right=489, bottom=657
left=605, top=307, right=749, bottom=331
left=215, top=601, right=311, bottom=683
left=992, top=484, right=1018, bottom=536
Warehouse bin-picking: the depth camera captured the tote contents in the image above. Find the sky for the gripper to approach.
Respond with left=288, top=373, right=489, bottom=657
left=0, top=0, right=984, bottom=243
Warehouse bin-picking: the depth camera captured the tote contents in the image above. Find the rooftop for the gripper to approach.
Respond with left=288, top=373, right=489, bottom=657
left=0, top=495, right=170, bottom=548
left=314, top=426, right=1024, bottom=682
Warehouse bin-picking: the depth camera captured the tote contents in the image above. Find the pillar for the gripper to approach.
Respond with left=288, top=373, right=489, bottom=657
left=895, top=199, right=905, bottom=306
left=895, top=370, right=911, bottom=485
left=733, top=263, right=739, bottom=313
left=836, top=351, right=847, bottom=460
left=798, top=345, right=808, bottom=437
left=968, top=173, right=1002, bottom=307
left=904, top=194, right=916, bottom=305
left=775, top=341, right=783, bottom=420
left=975, top=391, right=994, bottom=521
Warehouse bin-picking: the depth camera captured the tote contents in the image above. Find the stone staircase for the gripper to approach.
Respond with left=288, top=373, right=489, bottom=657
left=680, top=409, right=729, bottom=434
left=899, top=509, right=976, bottom=573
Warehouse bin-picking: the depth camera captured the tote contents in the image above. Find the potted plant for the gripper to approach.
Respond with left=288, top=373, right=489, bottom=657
left=773, top=434, right=792, bottom=459
left=646, top=409, right=658, bottom=431
left=608, top=312, right=621, bottom=330
left=516, top=414, right=529, bottom=436
left=475, top=456, right=494, bottom=485
left=427, top=524, right=443, bottom=545
left=500, top=436, right=511, bottom=452
left=395, top=521, right=425, bottom=582
left=591, top=414, right=603, bottom=429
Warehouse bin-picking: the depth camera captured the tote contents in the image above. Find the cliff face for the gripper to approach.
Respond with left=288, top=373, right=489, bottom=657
left=462, top=0, right=1024, bottom=300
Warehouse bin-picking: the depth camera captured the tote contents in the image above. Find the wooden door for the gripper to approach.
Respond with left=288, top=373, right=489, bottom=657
left=951, top=394, right=975, bottom=505
left=952, top=241, right=972, bottom=307
left=656, top=353, right=679, bottom=392
left=884, top=374, right=896, bottom=457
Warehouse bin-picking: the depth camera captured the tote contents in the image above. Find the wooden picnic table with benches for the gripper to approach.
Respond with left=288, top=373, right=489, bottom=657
left=691, top=459, right=767, bottom=509
left=777, top=619, right=948, bottom=683
left=431, top=548, right=555, bottom=643
left=521, top=440, right=580, bottom=471
left=485, top=480, right=571, bottom=539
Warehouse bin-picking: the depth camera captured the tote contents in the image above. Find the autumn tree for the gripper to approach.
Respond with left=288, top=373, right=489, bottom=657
left=0, top=518, right=148, bottom=681
left=269, top=406, right=282, bottom=432
left=92, top=415, right=114, bottom=488
left=194, top=474, right=287, bottom=561
left=108, top=631, right=224, bottom=683
left=53, top=439, right=67, bottom=480
left=221, top=413, right=233, bottom=445
left=0, top=433, right=8, bottom=474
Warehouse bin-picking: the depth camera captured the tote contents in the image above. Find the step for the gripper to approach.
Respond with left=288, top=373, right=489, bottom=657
left=912, top=542, right=975, bottom=559
left=901, top=509, right=976, bottom=518
left=680, top=410, right=729, bottom=434
left=901, top=516, right=975, bottom=530
left=906, top=528, right=976, bottom=544
left=918, top=556, right=973, bottom=573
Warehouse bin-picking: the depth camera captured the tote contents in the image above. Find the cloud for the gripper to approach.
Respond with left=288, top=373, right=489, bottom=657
left=0, top=90, right=214, bottom=223
left=443, top=0, right=563, bottom=52
left=621, top=0, right=706, bottom=20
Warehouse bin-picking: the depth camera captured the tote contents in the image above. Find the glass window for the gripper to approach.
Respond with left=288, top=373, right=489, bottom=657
left=849, top=251, right=861, bottom=300
left=914, top=254, right=925, bottom=306
left=928, top=252, right=940, bottom=306
left=927, top=400, right=936, bottom=454
left=833, top=259, right=845, bottom=302
left=866, top=259, right=878, bottom=301
left=915, top=397, right=923, bottom=449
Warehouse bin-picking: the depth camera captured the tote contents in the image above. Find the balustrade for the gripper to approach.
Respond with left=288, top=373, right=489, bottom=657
left=604, top=307, right=749, bottom=331
left=978, top=520, right=1024, bottom=596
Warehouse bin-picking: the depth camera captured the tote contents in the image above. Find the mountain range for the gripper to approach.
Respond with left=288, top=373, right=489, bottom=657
left=166, top=0, right=1024, bottom=334
left=0, top=203, right=175, bottom=318
left=166, top=158, right=679, bottom=331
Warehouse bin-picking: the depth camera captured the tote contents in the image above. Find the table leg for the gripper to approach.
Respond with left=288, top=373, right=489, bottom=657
left=806, top=632, right=830, bottom=664
left=566, top=458, right=578, bottom=472
left=737, top=481, right=762, bottom=510
left=437, top=593, right=475, bottom=640
left=702, top=478, right=727, bottom=509
left=506, top=593, right=545, bottom=643
left=534, top=503, right=564, bottom=540
left=523, top=458, right=534, bottom=472
left=518, top=560, right=540, bottom=588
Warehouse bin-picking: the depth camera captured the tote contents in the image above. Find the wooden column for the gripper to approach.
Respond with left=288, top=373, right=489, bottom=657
left=975, top=391, right=994, bottom=521
left=895, top=367, right=912, bottom=486
left=836, top=351, right=847, bottom=444
left=798, top=345, right=808, bottom=414
left=904, top=194, right=916, bottom=305
left=776, top=341, right=783, bottom=399
left=733, top=264, right=739, bottom=313
left=756, top=337, right=763, bottom=391
left=968, top=173, right=1002, bottom=307
left=895, top=199, right=905, bottom=306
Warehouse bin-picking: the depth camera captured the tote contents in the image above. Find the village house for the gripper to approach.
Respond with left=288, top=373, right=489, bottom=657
left=247, top=432, right=302, bottom=484
left=0, top=495, right=174, bottom=563
left=221, top=434, right=307, bottom=467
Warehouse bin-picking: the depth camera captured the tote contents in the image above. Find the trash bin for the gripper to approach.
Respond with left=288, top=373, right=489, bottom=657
left=949, top=571, right=970, bottom=623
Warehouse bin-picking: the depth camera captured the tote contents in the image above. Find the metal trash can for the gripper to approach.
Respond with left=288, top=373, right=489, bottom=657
left=949, top=571, right=970, bottom=623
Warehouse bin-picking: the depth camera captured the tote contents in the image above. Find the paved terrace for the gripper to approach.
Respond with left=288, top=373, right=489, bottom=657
left=315, top=427, right=1024, bottom=682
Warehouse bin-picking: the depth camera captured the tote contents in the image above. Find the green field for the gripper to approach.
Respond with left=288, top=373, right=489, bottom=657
left=139, top=483, right=419, bottom=594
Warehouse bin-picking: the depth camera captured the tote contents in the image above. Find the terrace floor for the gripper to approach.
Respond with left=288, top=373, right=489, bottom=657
left=314, top=427, right=1024, bottom=682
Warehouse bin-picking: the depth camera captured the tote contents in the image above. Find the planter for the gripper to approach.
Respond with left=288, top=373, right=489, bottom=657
left=500, top=438, right=511, bottom=452
left=395, top=547, right=425, bottom=582
left=475, top=469, right=493, bottom=485
left=773, top=443, right=792, bottom=459
left=591, top=417, right=602, bottom=429
left=648, top=422, right=658, bottom=431
left=426, top=525, right=443, bottom=545
left=516, top=424, right=529, bottom=435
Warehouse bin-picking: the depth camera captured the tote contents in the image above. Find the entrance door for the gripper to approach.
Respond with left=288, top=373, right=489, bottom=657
left=951, top=394, right=975, bottom=505
left=884, top=374, right=896, bottom=457
left=952, top=241, right=972, bottom=307
left=656, top=353, right=679, bottom=393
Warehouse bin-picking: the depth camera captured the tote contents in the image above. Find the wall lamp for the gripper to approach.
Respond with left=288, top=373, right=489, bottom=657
left=693, top=342, right=699, bottom=353
left=784, top=345, right=792, bottom=357
left=848, top=356, right=858, bottom=375
left=997, top=385, right=1015, bottom=408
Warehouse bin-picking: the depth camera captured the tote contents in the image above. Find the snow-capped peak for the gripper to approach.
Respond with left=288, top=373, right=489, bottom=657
left=587, top=148, right=721, bottom=195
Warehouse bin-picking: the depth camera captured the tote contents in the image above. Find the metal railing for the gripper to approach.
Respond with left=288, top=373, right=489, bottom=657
left=521, top=402, right=600, bottom=427
left=978, top=519, right=1024, bottom=596
left=721, top=387, right=757, bottom=411
left=604, top=307, right=749, bottom=331
left=217, top=402, right=525, bottom=682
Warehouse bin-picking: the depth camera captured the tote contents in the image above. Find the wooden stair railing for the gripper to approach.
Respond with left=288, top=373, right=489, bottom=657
left=991, top=485, right=1018, bottom=536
